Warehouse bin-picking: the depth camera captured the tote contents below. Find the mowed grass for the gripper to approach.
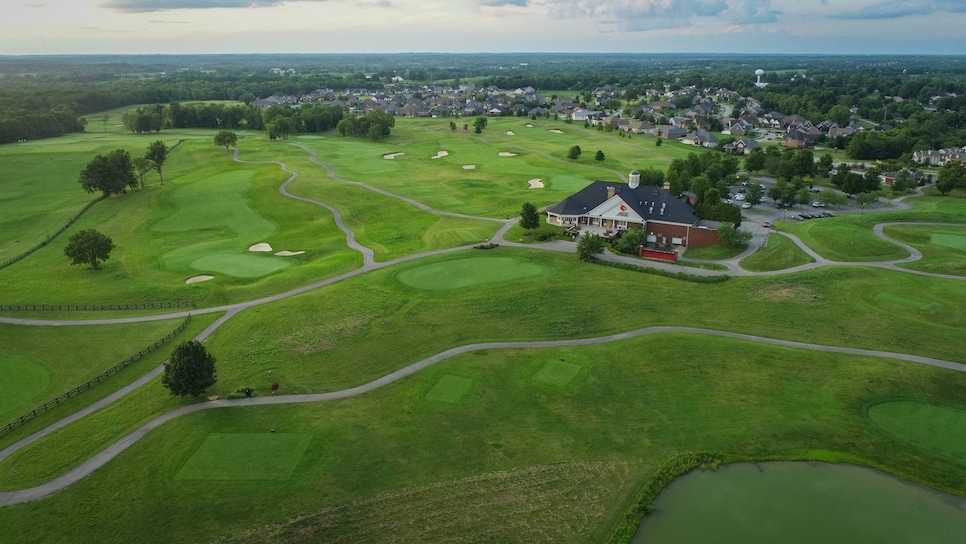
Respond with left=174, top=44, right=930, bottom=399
left=740, top=233, right=815, bottom=271
left=681, top=242, right=746, bottom=260
left=0, top=313, right=221, bottom=454
left=884, top=224, right=966, bottom=277
left=0, top=137, right=361, bottom=307
left=175, top=433, right=314, bottom=480
left=866, top=401, right=966, bottom=463
left=3, top=333, right=966, bottom=544
left=395, top=255, right=555, bottom=290
left=0, top=318, right=190, bottom=423
left=778, top=216, right=909, bottom=262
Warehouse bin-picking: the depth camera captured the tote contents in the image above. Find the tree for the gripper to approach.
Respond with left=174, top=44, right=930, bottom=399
left=214, top=130, right=238, bottom=150
left=655, top=138, right=662, bottom=147
left=567, top=145, right=582, bottom=160
left=473, top=116, right=488, bottom=134
left=64, top=229, right=114, bottom=270
left=145, top=140, right=169, bottom=185
left=817, top=153, right=835, bottom=177
left=615, top=228, right=646, bottom=254
left=162, top=340, right=217, bottom=397
left=936, top=161, right=965, bottom=196
left=132, top=156, right=152, bottom=189
left=576, top=233, right=605, bottom=261
left=77, top=149, right=138, bottom=197
left=101, top=112, right=110, bottom=133
left=746, top=183, right=764, bottom=206
left=716, top=223, right=752, bottom=247
left=744, top=146, right=766, bottom=172
left=595, top=150, right=605, bottom=162
left=520, top=202, right=539, bottom=231
left=855, top=191, right=879, bottom=208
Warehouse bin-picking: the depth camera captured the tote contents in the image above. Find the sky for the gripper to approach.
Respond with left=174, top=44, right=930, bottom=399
left=3, top=0, right=966, bottom=56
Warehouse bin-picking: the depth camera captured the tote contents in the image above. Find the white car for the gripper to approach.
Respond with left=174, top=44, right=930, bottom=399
left=741, top=203, right=752, bottom=209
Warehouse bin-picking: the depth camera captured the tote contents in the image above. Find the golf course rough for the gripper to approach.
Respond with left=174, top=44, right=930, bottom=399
left=176, top=432, right=314, bottom=480
left=394, top=256, right=555, bottom=291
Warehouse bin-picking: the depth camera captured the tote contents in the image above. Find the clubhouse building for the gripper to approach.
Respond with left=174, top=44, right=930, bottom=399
left=545, top=171, right=720, bottom=248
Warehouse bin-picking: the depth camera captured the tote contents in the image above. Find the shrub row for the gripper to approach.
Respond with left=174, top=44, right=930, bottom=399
left=0, top=301, right=196, bottom=311
left=0, top=315, right=192, bottom=436
left=473, top=242, right=500, bottom=249
left=0, top=195, right=105, bottom=271
left=608, top=451, right=725, bottom=544
left=593, top=259, right=731, bottom=283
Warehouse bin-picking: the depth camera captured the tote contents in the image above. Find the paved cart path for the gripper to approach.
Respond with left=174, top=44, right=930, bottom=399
left=2, top=144, right=965, bottom=507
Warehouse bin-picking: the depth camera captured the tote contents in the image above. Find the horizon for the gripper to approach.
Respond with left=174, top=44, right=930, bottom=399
left=4, top=1, right=966, bottom=57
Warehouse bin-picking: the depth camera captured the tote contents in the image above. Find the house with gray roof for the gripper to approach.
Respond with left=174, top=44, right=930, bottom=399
left=544, top=173, right=719, bottom=247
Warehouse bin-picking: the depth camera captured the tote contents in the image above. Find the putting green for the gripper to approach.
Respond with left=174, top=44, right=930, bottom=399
left=425, top=375, right=472, bottom=403
left=395, top=256, right=555, bottom=291
left=0, top=355, right=51, bottom=421
left=932, top=233, right=966, bottom=252
left=190, top=253, right=292, bottom=278
left=867, top=401, right=966, bottom=464
left=175, top=433, right=313, bottom=480
left=533, top=360, right=582, bottom=386
left=874, top=292, right=934, bottom=311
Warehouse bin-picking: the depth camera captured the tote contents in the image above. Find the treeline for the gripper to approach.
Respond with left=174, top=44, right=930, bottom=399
left=116, top=102, right=346, bottom=137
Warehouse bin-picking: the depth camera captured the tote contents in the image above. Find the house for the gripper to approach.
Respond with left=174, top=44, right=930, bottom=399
left=722, top=138, right=760, bottom=155
left=544, top=172, right=719, bottom=247
left=656, top=126, right=687, bottom=140
left=913, top=147, right=966, bottom=166
left=782, top=127, right=814, bottom=149
left=621, top=121, right=655, bottom=134
left=682, top=129, right=719, bottom=148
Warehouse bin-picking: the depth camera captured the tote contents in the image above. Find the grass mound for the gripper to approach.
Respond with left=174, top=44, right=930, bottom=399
left=395, top=256, right=554, bottom=290
left=740, top=233, right=814, bottom=272
left=866, top=401, right=966, bottom=464
left=176, top=433, right=314, bottom=480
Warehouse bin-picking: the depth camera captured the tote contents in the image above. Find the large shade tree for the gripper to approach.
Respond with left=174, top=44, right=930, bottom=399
left=64, top=229, right=115, bottom=269
left=77, top=149, right=138, bottom=197
left=162, top=341, right=217, bottom=397
left=214, top=130, right=238, bottom=150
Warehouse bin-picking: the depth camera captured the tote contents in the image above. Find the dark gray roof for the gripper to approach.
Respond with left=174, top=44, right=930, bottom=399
left=546, top=182, right=699, bottom=225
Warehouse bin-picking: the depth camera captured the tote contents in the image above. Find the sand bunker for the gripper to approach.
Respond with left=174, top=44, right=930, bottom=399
left=498, top=152, right=518, bottom=157
left=431, top=151, right=449, bottom=159
left=185, top=275, right=214, bottom=284
left=383, top=152, right=406, bottom=159
left=548, top=129, right=564, bottom=134
left=527, top=179, right=545, bottom=189
left=526, top=124, right=534, bottom=128
left=248, top=243, right=273, bottom=252
left=506, top=130, right=515, bottom=136
left=462, top=164, right=477, bottom=170
left=275, top=250, right=305, bottom=256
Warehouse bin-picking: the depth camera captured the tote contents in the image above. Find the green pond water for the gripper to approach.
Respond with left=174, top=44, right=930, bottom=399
left=633, top=462, right=966, bottom=544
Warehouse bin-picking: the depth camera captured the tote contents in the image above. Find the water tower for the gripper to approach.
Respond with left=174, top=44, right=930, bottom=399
left=629, top=170, right=640, bottom=189
left=754, top=69, right=768, bottom=88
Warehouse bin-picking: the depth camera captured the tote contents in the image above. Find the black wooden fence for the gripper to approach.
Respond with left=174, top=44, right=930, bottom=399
left=0, top=301, right=195, bottom=311
left=0, top=195, right=105, bottom=271
left=0, top=315, right=192, bottom=436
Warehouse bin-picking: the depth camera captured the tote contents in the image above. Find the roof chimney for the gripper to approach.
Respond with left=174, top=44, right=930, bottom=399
left=629, top=170, right=640, bottom=189
left=606, top=186, right=616, bottom=199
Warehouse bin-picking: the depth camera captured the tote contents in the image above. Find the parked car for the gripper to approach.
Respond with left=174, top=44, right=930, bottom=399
left=762, top=221, right=771, bottom=228
left=741, top=203, right=752, bottom=209
left=811, top=201, right=826, bottom=207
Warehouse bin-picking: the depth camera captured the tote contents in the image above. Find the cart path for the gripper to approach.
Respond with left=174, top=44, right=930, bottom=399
left=3, top=324, right=965, bottom=507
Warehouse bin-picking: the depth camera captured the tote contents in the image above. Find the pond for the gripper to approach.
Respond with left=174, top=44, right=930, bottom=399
left=633, top=462, right=966, bottom=544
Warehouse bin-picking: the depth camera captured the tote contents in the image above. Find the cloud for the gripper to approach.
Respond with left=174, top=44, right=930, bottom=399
left=544, top=0, right=789, bottom=31
left=478, top=0, right=529, bottom=6
left=100, top=0, right=329, bottom=13
left=833, top=0, right=966, bottom=20
left=355, top=0, right=392, bottom=6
